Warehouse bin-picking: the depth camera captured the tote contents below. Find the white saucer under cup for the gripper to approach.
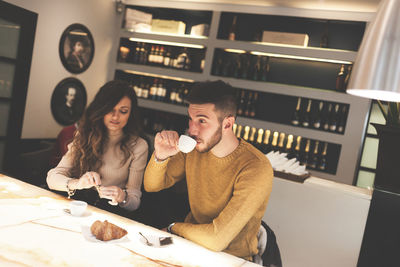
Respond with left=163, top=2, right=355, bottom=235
left=178, top=135, right=196, bottom=153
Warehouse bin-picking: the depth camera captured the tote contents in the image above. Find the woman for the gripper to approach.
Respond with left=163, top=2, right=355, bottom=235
left=47, top=80, right=148, bottom=215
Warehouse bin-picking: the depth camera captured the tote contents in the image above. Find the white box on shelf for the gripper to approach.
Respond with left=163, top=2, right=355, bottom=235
left=190, top=24, right=209, bottom=37
left=261, top=31, right=309, bottom=47
left=151, top=19, right=186, bottom=35
left=124, top=8, right=152, bottom=30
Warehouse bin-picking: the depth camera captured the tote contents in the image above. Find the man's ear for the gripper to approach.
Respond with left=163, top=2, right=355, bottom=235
left=223, top=116, right=235, bottom=130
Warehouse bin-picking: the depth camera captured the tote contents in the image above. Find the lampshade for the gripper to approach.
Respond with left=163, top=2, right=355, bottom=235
left=346, top=0, right=400, bottom=102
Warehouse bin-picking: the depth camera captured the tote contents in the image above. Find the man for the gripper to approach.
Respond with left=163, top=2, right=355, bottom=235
left=144, top=80, right=273, bottom=260
left=56, top=87, right=79, bottom=125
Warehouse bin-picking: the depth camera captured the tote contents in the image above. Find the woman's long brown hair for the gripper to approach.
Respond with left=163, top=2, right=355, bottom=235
left=69, top=80, right=143, bottom=177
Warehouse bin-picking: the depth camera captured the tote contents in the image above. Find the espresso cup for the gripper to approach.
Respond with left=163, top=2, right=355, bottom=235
left=178, top=135, right=196, bottom=153
left=70, top=200, right=87, bottom=216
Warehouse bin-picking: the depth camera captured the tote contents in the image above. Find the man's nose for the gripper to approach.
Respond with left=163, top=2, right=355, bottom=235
left=188, top=122, right=198, bottom=136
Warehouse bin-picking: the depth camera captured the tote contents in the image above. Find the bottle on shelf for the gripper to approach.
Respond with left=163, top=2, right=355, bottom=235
left=249, top=92, right=258, bottom=118
left=291, top=97, right=302, bottom=126
left=249, top=127, right=257, bottom=145
left=312, top=101, right=324, bottom=129
left=149, top=78, right=158, bottom=100
left=255, top=128, right=264, bottom=151
left=301, top=99, right=312, bottom=127
left=169, top=86, right=177, bottom=104
left=260, top=56, right=270, bottom=81
left=141, top=83, right=150, bottom=99
left=176, top=47, right=190, bottom=70
left=320, top=21, right=329, bottom=48
left=292, top=136, right=302, bottom=160
left=243, top=126, right=250, bottom=141
left=277, top=132, right=286, bottom=152
left=233, top=123, right=238, bottom=136
left=262, top=129, right=271, bottom=154
left=134, top=79, right=143, bottom=98
left=148, top=45, right=155, bottom=65
left=237, top=90, right=246, bottom=116
left=139, top=43, right=148, bottom=65
left=163, top=47, right=171, bottom=67
left=239, top=53, right=249, bottom=79
left=300, top=139, right=311, bottom=166
left=228, top=15, right=238, bottom=41
left=236, top=124, right=243, bottom=138
left=308, top=141, right=320, bottom=169
left=285, top=134, right=294, bottom=155
left=337, top=105, right=347, bottom=133
left=271, top=131, right=279, bottom=151
left=335, top=64, right=346, bottom=91
left=252, top=56, right=261, bottom=81
left=329, top=104, right=340, bottom=132
left=318, top=142, right=328, bottom=171
left=344, top=64, right=353, bottom=89
left=322, top=103, right=333, bottom=131
left=175, top=84, right=184, bottom=105
left=244, top=92, right=253, bottom=117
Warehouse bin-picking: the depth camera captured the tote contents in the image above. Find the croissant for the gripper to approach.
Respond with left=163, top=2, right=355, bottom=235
left=90, top=220, right=128, bottom=241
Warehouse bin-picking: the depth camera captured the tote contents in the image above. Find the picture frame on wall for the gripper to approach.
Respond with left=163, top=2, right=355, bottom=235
left=51, top=77, right=87, bottom=126
left=59, top=23, right=94, bottom=74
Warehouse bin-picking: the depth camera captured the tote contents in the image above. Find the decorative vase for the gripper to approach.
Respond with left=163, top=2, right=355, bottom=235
left=371, top=123, right=400, bottom=194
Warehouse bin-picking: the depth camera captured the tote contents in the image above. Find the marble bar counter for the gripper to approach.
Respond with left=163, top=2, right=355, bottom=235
left=0, top=174, right=258, bottom=267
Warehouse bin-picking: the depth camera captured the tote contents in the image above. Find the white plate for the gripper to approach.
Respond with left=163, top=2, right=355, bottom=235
left=81, top=225, right=129, bottom=243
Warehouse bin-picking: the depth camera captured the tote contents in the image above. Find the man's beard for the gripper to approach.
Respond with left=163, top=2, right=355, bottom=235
left=196, top=123, right=222, bottom=153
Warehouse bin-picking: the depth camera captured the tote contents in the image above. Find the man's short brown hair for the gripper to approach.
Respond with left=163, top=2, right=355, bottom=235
left=185, top=80, right=237, bottom=121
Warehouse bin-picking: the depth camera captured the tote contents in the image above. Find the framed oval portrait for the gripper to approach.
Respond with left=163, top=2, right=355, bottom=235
left=51, top=77, right=87, bottom=126
left=59, top=23, right=94, bottom=74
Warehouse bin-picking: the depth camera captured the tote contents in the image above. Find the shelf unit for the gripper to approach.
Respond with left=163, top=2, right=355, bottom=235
left=109, top=1, right=374, bottom=185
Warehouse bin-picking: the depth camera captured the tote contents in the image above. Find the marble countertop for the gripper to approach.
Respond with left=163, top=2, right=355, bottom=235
left=0, top=174, right=258, bottom=267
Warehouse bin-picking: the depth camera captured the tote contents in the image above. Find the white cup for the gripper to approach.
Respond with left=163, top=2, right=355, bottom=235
left=178, top=135, right=197, bottom=153
left=70, top=200, right=87, bottom=216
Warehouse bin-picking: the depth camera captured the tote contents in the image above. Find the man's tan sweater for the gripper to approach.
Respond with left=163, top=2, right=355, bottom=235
left=144, top=139, right=273, bottom=259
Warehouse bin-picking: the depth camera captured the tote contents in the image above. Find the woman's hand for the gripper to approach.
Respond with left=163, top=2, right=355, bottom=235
left=98, top=185, right=125, bottom=203
left=154, top=130, right=180, bottom=161
left=75, top=171, right=101, bottom=190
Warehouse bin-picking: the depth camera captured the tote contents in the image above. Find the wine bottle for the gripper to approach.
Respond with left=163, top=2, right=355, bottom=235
left=329, top=104, right=340, bottom=132
left=139, top=43, right=148, bottom=65
left=236, top=124, right=243, bottom=138
left=291, top=97, right=302, bottom=126
left=252, top=56, right=261, bottom=81
left=148, top=45, right=155, bottom=65
left=256, top=128, right=264, bottom=151
left=344, top=64, right=353, bottom=89
left=149, top=78, right=158, bottom=100
left=335, top=64, right=346, bottom=91
left=271, top=131, right=279, bottom=151
left=318, top=142, right=328, bottom=171
left=308, top=141, right=320, bottom=169
left=337, top=105, right=347, bottom=133
left=228, top=15, right=237, bottom=41
left=293, top=136, right=302, bottom=160
left=302, top=99, right=312, bottom=127
left=250, top=92, right=258, bottom=118
left=237, top=90, right=246, bottom=116
left=243, top=126, right=250, bottom=141
left=134, top=79, right=143, bottom=98
left=320, top=21, right=329, bottom=48
left=233, top=123, right=238, bottom=136
left=285, top=134, right=294, bottom=155
left=322, top=103, right=332, bottom=131
left=176, top=48, right=190, bottom=70
left=278, top=132, right=286, bottom=152
left=133, top=43, right=140, bottom=63
left=175, top=85, right=184, bottom=105
left=260, top=56, right=270, bottom=81
left=156, top=80, right=165, bottom=101
left=312, top=101, right=324, bottom=129
left=141, top=83, right=149, bottom=99
left=159, top=46, right=165, bottom=65
left=239, top=53, right=249, bottom=79
left=163, top=47, right=171, bottom=67
left=244, top=92, right=253, bottom=117
left=262, top=129, right=271, bottom=154
left=300, top=139, right=310, bottom=166
left=249, top=127, right=257, bottom=145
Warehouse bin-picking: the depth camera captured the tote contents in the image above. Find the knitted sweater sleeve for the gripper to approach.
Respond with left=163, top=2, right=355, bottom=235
left=120, top=138, right=149, bottom=211
left=173, top=159, right=273, bottom=252
left=143, top=152, right=186, bottom=192
left=46, top=143, right=75, bottom=191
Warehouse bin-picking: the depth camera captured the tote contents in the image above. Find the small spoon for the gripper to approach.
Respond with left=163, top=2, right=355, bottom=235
left=139, top=232, right=153, bottom=246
